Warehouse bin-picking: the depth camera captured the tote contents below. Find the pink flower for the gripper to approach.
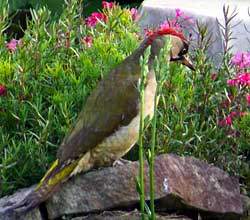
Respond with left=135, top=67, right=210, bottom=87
left=211, top=72, right=217, bottom=80
left=102, top=1, right=114, bottom=9
left=219, top=115, right=232, bottom=127
left=159, top=21, right=171, bottom=29
left=82, top=36, right=93, bottom=48
left=6, top=39, right=21, bottom=52
left=231, top=52, right=250, bottom=69
left=175, top=8, right=184, bottom=18
left=237, top=73, right=250, bottom=86
left=230, top=111, right=238, bottom=118
left=0, top=85, right=7, bottom=96
left=130, top=8, right=138, bottom=21
left=219, top=117, right=225, bottom=127
left=85, top=12, right=107, bottom=27
left=219, top=110, right=247, bottom=127
left=225, top=115, right=232, bottom=125
left=159, top=8, right=194, bottom=33
left=246, top=94, right=250, bottom=105
left=183, top=15, right=194, bottom=24
left=227, top=79, right=237, bottom=86
left=159, top=20, right=181, bottom=31
left=219, top=114, right=231, bottom=127
left=227, top=72, right=250, bottom=87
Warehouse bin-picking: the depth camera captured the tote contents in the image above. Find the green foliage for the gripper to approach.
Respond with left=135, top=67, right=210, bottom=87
left=150, top=48, right=249, bottom=175
left=8, top=0, right=65, bottom=14
left=235, top=114, right=250, bottom=151
left=8, top=0, right=141, bottom=17
left=0, top=1, right=139, bottom=196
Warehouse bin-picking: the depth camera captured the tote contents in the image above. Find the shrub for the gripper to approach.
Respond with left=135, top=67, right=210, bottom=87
left=0, top=0, right=139, bottom=196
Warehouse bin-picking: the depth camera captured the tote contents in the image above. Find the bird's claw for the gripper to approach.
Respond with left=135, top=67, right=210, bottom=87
left=113, top=158, right=131, bottom=167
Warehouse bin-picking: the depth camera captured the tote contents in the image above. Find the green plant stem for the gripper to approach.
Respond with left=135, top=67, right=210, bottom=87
left=149, top=86, right=158, bottom=220
left=139, top=79, right=145, bottom=220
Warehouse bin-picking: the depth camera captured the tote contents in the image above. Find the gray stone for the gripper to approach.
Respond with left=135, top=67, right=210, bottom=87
left=46, top=154, right=243, bottom=220
left=72, top=210, right=192, bottom=220
left=242, top=195, right=250, bottom=219
left=0, top=186, right=42, bottom=220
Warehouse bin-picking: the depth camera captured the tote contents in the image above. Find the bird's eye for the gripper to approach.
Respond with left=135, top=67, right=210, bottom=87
left=179, top=47, right=187, bottom=56
left=182, top=48, right=187, bottom=54
left=178, top=43, right=189, bottom=56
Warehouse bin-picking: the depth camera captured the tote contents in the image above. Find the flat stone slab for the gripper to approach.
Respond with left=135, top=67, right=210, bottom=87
left=242, top=195, right=250, bottom=220
left=73, top=211, right=192, bottom=220
left=0, top=154, right=244, bottom=220
left=0, top=186, right=41, bottom=220
left=46, top=154, right=243, bottom=219
left=139, top=0, right=250, bottom=65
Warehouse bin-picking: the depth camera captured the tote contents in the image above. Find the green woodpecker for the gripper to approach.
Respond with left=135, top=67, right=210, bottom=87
left=5, top=27, right=194, bottom=213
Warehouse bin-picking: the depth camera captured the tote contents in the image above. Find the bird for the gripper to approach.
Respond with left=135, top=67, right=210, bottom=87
left=2, top=27, right=194, bottom=214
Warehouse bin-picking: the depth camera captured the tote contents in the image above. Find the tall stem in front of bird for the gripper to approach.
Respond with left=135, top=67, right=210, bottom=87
left=149, top=86, right=157, bottom=220
left=138, top=47, right=151, bottom=219
left=149, top=37, right=171, bottom=220
left=137, top=37, right=171, bottom=219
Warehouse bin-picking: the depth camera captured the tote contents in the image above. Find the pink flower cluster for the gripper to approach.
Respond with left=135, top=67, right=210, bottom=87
left=211, top=72, right=217, bottom=81
left=130, top=8, right=138, bottom=21
left=219, top=54, right=250, bottom=130
left=219, top=111, right=245, bottom=127
left=175, top=8, right=193, bottom=22
left=227, top=72, right=250, bottom=87
left=85, top=1, right=137, bottom=27
left=102, top=1, right=114, bottom=9
left=231, top=52, right=250, bottom=69
left=82, top=36, right=93, bottom=48
left=84, top=1, right=138, bottom=48
left=85, top=12, right=107, bottom=27
left=0, top=85, right=7, bottom=96
left=159, top=8, right=193, bottom=31
left=6, top=39, right=22, bottom=52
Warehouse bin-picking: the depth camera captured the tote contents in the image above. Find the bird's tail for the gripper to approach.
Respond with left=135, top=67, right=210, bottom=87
left=3, top=159, right=78, bottom=214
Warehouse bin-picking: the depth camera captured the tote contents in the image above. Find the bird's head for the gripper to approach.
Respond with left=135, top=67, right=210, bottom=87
left=146, top=27, right=195, bottom=71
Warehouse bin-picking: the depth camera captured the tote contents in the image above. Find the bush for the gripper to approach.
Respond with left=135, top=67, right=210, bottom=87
left=0, top=0, right=139, bottom=196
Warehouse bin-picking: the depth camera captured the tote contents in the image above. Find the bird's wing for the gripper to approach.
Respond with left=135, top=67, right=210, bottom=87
left=57, top=66, right=140, bottom=162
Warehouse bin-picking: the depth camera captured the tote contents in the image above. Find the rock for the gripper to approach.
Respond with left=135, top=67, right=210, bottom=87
left=0, top=210, right=41, bottom=220
left=0, top=186, right=42, bottom=220
left=138, top=0, right=250, bottom=65
left=46, top=154, right=243, bottom=220
left=242, top=195, right=250, bottom=219
left=72, top=210, right=192, bottom=220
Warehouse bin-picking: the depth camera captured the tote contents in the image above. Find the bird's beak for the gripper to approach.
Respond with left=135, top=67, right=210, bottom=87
left=181, top=55, right=195, bottom=71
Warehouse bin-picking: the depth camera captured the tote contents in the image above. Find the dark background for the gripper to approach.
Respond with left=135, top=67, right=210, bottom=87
left=6, top=0, right=143, bottom=39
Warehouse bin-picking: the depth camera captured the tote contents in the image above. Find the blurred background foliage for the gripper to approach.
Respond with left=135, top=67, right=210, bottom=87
left=0, top=0, right=141, bottom=196
left=6, top=0, right=143, bottom=39
left=8, top=0, right=143, bottom=14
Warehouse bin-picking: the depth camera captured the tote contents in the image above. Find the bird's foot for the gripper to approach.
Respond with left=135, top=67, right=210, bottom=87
left=113, top=158, right=131, bottom=167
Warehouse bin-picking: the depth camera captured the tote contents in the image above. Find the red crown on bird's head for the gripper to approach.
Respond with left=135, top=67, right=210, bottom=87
left=146, top=27, right=186, bottom=45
